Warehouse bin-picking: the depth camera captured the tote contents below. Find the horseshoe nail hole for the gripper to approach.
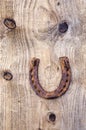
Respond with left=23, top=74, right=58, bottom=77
left=67, top=74, right=69, bottom=77
left=66, top=79, right=68, bottom=83
left=47, top=112, right=56, bottom=123
left=4, top=18, right=16, bottom=29
left=38, top=90, right=41, bottom=93
left=59, top=21, right=68, bottom=33
left=66, top=61, right=69, bottom=64
left=67, top=68, right=69, bottom=71
left=31, top=79, right=34, bottom=83
left=30, top=69, right=33, bottom=73
left=63, top=85, right=66, bottom=88
left=34, top=85, right=37, bottom=89
left=3, top=71, right=13, bottom=81
left=65, top=67, right=69, bottom=71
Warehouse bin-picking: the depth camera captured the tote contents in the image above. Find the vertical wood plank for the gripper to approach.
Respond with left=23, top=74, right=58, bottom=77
left=0, top=0, right=86, bottom=130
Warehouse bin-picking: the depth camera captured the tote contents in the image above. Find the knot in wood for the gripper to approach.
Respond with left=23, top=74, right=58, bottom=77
left=59, top=21, right=68, bottom=33
left=3, top=71, right=13, bottom=81
left=48, top=112, right=56, bottom=122
left=4, top=18, right=16, bottom=29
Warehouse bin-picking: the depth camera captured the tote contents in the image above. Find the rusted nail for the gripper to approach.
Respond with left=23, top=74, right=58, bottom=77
left=3, top=71, right=13, bottom=81
left=29, top=57, right=71, bottom=99
left=59, top=22, right=68, bottom=33
left=4, top=18, right=16, bottom=29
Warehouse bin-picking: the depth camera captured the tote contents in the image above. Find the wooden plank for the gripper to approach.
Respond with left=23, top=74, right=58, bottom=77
left=0, top=0, right=86, bottom=130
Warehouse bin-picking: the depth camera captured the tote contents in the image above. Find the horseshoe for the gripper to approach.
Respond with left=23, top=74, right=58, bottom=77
left=29, top=57, right=71, bottom=99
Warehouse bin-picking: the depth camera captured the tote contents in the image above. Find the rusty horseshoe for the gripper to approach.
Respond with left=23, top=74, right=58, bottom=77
left=29, top=57, right=71, bottom=99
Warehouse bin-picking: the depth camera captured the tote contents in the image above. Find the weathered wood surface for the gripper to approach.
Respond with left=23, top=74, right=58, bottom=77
left=0, top=0, right=86, bottom=130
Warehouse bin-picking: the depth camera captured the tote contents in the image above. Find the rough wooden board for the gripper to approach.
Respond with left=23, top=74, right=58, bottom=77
left=0, top=0, right=86, bottom=130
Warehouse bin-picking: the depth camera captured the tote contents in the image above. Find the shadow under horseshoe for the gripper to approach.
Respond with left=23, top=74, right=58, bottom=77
left=29, top=57, right=71, bottom=99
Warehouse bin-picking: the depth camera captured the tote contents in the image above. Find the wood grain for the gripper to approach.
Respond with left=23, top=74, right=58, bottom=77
left=0, top=0, right=86, bottom=130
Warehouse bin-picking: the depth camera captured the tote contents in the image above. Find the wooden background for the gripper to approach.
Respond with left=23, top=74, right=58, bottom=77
left=0, top=0, right=86, bottom=130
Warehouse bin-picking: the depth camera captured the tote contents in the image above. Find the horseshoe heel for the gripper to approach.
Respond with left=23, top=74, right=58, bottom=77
left=29, top=57, right=71, bottom=99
